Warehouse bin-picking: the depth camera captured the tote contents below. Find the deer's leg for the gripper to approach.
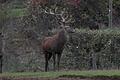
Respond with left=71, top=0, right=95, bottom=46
left=47, top=53, right=52, bottom=70
left=48, top=53, right=52, bottom=61
left=53, top=53, right=56, bottom=71
left=45, top=53, right=48, bottom=72
left=57, top=53, right=61, bottom=71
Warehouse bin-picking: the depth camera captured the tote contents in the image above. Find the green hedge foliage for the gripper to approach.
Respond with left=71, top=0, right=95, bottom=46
left=3, top=29, right=120, bottom=72
left=61, top=29, right=120, bottom=70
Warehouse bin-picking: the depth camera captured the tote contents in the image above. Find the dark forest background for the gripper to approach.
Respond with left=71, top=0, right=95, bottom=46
left=0, top=0, right=120, bottom=72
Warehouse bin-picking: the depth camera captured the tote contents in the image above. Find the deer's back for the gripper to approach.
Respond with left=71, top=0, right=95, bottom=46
left=42, top=33, right=66, bottom=52
left=42, top=34, right=58, bottom=50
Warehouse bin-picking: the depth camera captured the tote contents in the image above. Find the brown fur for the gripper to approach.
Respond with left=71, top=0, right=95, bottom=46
left=42, top=29, right=67, bottom=71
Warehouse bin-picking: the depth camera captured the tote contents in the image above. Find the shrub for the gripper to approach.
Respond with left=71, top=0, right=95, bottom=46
left=61, top=29, right=120, bottom=70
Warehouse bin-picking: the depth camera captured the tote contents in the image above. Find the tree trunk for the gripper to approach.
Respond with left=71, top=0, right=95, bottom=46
left=91, top=49, right=97, bottom=70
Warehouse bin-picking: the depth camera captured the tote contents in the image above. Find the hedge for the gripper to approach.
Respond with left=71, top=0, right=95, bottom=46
left=61, top=29, right=120, bottom=70
left=2, top=28, right=120, bottom=72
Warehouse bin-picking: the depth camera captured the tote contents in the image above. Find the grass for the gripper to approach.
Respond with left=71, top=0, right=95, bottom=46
left=0, top=7, right=27, bottom=18
left=0, top=8, right=27, bottom=19
left=7, top=8, right=27, bottom=17
left=0, top=70, right=120, bottom=78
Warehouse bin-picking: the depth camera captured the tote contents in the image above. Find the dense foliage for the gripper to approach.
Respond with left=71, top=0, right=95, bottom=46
left=2, top=28, right=120, bottom=72
left=27, top=0, right=120, bottom=28
left=0, top=0, right=120, bottom=72
left=62, top=29, right=120, bottom=70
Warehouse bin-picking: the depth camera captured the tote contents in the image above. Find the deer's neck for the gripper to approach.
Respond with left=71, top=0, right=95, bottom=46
left=58, top=29, right=67, bottom=42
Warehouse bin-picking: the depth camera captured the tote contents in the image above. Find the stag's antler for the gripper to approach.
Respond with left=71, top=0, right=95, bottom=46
left=42, top=7, right=73, bottom=26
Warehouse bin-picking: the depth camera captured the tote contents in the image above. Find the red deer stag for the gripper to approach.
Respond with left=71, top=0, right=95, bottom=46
left=42, top=9, right=75, bottom=71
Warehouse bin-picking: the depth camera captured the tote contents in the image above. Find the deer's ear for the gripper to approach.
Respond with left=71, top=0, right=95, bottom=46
left=66, top=27, right=75, bottom=33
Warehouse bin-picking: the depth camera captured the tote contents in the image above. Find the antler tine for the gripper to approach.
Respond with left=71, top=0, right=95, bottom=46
left=59, top=9, right=67, bottom=23
left=50, top=9, right=55, bottom=15
left=64, top=15, right=69, bottom=23
left=43, top=7, right=72, bottom=25
left=65, top=14, right=74, bottom=24
left=60, top=12, right=72, bottom=24
left=55, top=7, right=58, bottom=13
left=44, top=9, right=49, bottom=14
left=44, top=7, right=55, bottom=15
left=44, top=7, right=63, bottom=16
left=65, top=15, right=69, bottom=20
left=61, top=15, right=65, bottom=23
